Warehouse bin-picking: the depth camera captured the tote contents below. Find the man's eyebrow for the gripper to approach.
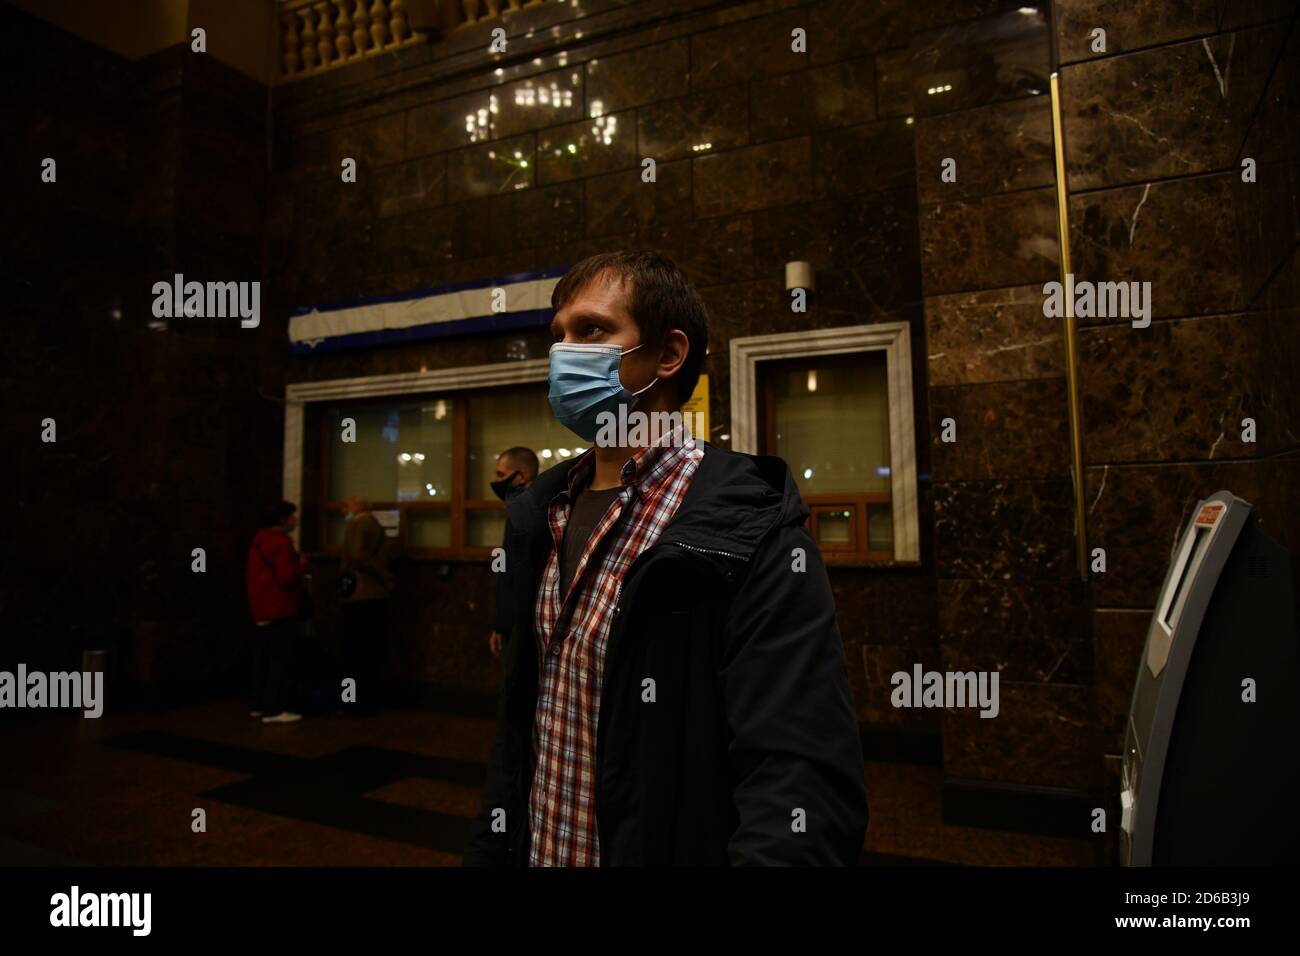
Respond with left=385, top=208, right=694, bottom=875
left=569, top=310, right=614, bottom=325
left=550, top=310, right=613, bottom=336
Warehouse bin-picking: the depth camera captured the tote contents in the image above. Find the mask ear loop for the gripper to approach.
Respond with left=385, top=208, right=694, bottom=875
left=618, top=342, right=659, bottom=397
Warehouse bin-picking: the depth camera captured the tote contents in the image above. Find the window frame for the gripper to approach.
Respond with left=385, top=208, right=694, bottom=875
left=283, top=358, right=550, bottom=559
left=729, top=323, right=920, bottom=565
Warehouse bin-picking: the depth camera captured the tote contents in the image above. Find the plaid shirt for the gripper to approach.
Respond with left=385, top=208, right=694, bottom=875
left=528, top=430, right=703, bottom=866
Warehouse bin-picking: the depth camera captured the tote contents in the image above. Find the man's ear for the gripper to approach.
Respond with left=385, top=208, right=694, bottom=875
left=657, top=329, right=690, bottom=384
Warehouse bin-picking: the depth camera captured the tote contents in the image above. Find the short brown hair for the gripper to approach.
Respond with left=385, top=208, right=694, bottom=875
left=550, top=251, right=709, bottom=405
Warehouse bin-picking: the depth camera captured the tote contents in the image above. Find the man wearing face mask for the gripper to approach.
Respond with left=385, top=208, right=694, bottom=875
left=465, top=252, right=866, bottom=867
left=488, top=447, right=538, bottom=659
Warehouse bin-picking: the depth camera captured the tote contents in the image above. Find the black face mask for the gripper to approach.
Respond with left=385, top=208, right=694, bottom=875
left=491, top=471, right=524, bottom=501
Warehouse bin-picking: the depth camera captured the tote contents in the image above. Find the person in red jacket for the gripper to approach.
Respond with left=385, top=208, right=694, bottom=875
left=247, top=500, right=307, bottom=724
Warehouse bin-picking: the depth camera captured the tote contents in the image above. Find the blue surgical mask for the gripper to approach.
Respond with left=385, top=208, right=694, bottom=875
left=548, top=342, right=656, bottom=441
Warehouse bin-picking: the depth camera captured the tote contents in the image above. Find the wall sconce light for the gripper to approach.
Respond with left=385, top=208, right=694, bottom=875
left=785, top=260, right=814, bottom=293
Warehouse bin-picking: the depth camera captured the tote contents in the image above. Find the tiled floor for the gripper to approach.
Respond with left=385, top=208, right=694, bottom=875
left=0, top=700, right=1096, bottom=866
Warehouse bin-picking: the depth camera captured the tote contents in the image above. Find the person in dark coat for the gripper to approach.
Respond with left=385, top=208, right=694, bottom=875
left=465, top=252, right=866, bottom=866
left=488, top=446, right=539, bottom=660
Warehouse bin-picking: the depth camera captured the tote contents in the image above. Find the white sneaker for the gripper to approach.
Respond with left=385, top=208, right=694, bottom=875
left=249, top=710, right=264, bottom=718
left=261, top=711, right=302, bottom=724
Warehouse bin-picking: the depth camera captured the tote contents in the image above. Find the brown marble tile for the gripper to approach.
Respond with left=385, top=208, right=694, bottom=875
left=812, top=264, right=925, bottom=325
left=537, top=110, right=637, bottom=184
left=1079, top=312, right=1290, bottom=463
left=919, top=187, right=1060, bottom=296
left=1233, top=158, right=1300, bottom=307
left=864, top=761, right=1098, bottom=864
left=938, top=578, right=1092, bottom=682
left=364, top=777, right=482, bottom=820
left=1092, top=608, right=1149, bottom=748
left=832, top=571, right=941, bottom=649
left=293, top=172, right=376, bottom=230
left=1237, top=25, right=1300, bottom=305
left=934, top=479, right=1078, bottom=579
left=750, top=58, right=877, bottom=142
left=930, top=379, right=1072, bottom=481
left=1055, top=0, right=1220, bottom=65
left=1253, top=455, right=1300, bottom=562
left=926, top=285, right=1065, bottom=386
left=813, top=118, right=916, bottom=197
left=694, top=138, right=812, bottom=217
left=585, top=159, right=692, bottom=238
left=534, top=232, right=639, bottom=274
left=1239, top=19, right=1300, bottom=169
left=445, top=133, right=535, bottom=201
left=809, top=0, right=1018, bottom=65
left=584, top=38, right=690, bottom=115
left=942, top=681, right=1101, bottom=792
left=1082, top=458, right=1289, bottom=607
left=698, top=278, right=791, bottom=346
left=1220, top=0, right=1297, bottom=29
left=910, top=6, right=1052, bottom=118
left=330, top=111, right=406, bottom=167
left=371, top=206, right=458, bottom=273
left=862, top=644, right=944, bottom=727
left=637, top=86, right=749, bottom=164
left=1261, top=238, right=1300, bottom=315
left=458, top=180, right=584, bottom=258
left=406, top=89, right=493, bottom=158
left=1061, top=26, right=1287, bottom=191
left=751, top=186, right=920, bottom=276
left=1069, top=173, right=1245, bottom=319
left=915, top=95, right=1055, bottom=204
left=645, top=215, right=754, bottom=288
left=440, top=249, right=539, bottom=285
left=689, top=7, right=809, bottom=92
left=491, top=68, right=584, bottom=139
left=373, top=154, right=448, bottom=217
left=875, top=48, right=914, bottom=117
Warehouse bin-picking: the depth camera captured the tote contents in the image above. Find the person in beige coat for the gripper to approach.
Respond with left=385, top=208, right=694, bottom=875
left=339, top=495, right=393, bottom=715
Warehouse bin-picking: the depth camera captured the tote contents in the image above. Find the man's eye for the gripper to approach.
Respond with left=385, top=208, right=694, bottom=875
left=584, top=324, right=602, bottom=338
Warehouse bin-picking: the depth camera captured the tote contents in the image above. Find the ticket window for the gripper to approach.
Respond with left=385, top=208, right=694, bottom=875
left=316, top=383, right=574, bottom=558
left=758, top=352, right=894, bottom=563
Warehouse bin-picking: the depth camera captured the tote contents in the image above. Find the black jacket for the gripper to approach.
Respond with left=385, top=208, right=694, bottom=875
left=464, top=443, right=867, bottom=866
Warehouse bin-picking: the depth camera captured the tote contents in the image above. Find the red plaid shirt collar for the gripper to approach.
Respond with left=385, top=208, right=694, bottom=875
left=556, top=426, right=695, bottom=507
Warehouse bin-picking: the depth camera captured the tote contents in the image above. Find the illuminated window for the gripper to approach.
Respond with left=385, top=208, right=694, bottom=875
left=730, top=324, right=920, bottom=565
left=314, top=382, right=565, bottom=558
left=759, top=353, right=893, bottom=562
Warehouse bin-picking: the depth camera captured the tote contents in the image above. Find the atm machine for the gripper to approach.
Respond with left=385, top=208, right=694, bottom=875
left=1121, top=491, right=1299, bottom=865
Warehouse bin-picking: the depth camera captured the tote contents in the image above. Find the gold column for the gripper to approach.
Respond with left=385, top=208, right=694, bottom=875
left=1049, top=70, right=1089, bottom=581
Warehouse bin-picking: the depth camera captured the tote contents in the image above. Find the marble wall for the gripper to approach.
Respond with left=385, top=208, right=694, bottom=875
left=1057, top=0, right=1300, bottom=849
left=902, top=0, right=1299, bottom=838
left=909, top=5, right=1104, bottom=815
left=3, top=5, right=278, bottom=701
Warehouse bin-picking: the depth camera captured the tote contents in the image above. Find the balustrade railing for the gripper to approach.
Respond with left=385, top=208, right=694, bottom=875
left=278, top=0, right=548, bottom=81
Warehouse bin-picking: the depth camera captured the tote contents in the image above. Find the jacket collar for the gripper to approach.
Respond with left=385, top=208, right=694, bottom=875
left=507, top=442, right=802, bottom=565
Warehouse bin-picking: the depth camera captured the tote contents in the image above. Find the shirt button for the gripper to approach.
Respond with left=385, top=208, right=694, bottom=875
left=549, top=642, right=562, bottom=656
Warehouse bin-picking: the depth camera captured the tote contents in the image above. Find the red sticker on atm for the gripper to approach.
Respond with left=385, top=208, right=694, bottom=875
left=1195, top=503, right=1225, bottom=527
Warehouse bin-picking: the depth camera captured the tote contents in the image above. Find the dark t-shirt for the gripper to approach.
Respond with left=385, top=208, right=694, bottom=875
left=559, top=482, right=623, bottom=600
